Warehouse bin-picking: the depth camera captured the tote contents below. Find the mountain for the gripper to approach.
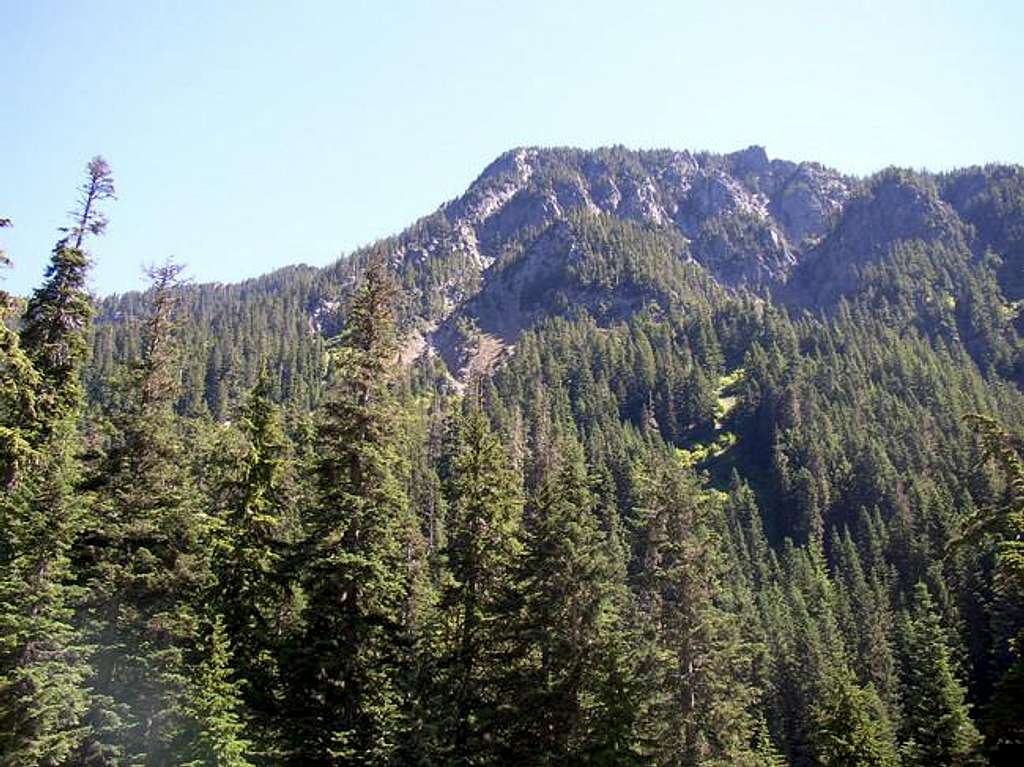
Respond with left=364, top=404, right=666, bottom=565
left=90, top=145, right=1024, bottom=411
left=10, top=145, right=1024, bottom=765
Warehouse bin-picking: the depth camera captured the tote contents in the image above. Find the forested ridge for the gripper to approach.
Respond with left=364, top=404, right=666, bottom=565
left=2, top=147, right=1024, bottom=766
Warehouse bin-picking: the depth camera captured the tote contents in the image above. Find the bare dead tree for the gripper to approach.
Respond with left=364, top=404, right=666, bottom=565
left=64, top=156, right=116, bottom=249
left=0, top=217, right=11, bottom=270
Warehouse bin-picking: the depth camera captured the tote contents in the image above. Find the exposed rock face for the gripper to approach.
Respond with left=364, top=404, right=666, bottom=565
left=779, top=170, right=967, bottom=308
left=336, top=146, right=1023, bottom=381
left=428, top=145, right=855, bottom=292
left=771, top=163, right=852, bottom=245
left=354, top=145, right=858, bottom=378
left=90, top=146, right=1024, bottom=408
left=450, top=148, right=536, bottom=224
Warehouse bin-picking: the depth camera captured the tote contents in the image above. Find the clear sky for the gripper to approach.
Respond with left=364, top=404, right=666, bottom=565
left=2, top=0, right=1022, bottom=296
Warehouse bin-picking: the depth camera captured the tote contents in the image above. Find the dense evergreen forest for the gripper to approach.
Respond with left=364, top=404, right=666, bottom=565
left=3, top=147, right=1024, bottom=766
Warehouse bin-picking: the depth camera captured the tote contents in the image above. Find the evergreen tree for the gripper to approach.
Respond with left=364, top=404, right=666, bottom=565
left=182, top=616, right=254, bottom=767
left=957, top=415, right=1024, bottom=757
left=504, top=437, right=638, bottom=765
left=0, top=217, right=38, bottom=488
left=3, top=147, right=1024, bottom=767
left=75, top=261, right=218, bottom=764
left=214, top=363, right=293, bottom=738
left=631, top=451, right=760, bottom=766
left=833, top=528, right=899, bottom=714
left=896, top=582, right=984, bottom=766
left=430, top=404, right=522, bottom=765
left=810, top=670, right=900, bottom=767
left=0, top=160, right=111, bottom=765
left=763, top=541, right=901, bottom=767
left=20, top=157, right=111, bottom=432
left=290, top=259, right=419, bottom=765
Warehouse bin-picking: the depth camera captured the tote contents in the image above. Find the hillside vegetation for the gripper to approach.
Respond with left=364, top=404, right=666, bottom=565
left=3, top=148, right=1024, bottom=765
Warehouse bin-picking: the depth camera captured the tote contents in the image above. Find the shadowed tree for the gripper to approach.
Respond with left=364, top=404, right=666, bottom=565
left=431, top=404, right=522, bottom=765
left=896, top=582, right=984, bottom=767
left=74, top=260, right=228, bottom=765
left=289, top=259, right=424, bottom=765
left=0, top=158, right=112, bottom=765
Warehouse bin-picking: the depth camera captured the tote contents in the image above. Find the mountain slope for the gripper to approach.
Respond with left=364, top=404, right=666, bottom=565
left=59, top=144, right=1024, bottom=765
left=89, top=145, right=1024, bottom=414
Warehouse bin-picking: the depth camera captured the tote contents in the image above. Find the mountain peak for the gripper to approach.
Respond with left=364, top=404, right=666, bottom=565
left=727, top=144, right=771, bottom=174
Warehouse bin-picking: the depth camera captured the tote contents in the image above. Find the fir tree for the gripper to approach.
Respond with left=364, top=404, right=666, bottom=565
left=507, top=437, right=640, bottom=765
left=767, top=542, right=900, bottom=767
left=0, top=217, right=37, bottom=490
left=431, top=404, right=523, bottom=765
left=291, top=259, right=419, bottom=765
left=896, top=582, right=984, bottom=766
left=75, top=260, right=216, bottom=764
left=0, top=159, right=111, bottom=764
left=20, top=157, right=111, bottom=433
left=957, top=415, right=1024, bottom=756
left=810, top=671, right=900, bottom=767
left=833, top=528, right=899, bottom=714
left=631, top=451, right=760, bottom=766
left=3, top=147, right=1024, bottom=767
left=182, top=616, right=254, bottom=767
left=214, top=363, right=292, bottom=735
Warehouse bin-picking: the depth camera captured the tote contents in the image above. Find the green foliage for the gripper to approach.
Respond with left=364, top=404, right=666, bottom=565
left=430, top=405, right=523, bottom=764
left=631, top=451, right=761, bottom=766
left=290, top=260, right=423, bottom=765
left=505, top=438, right=637, bottom=764
left=0, top=162, right=111, bottom=765
left=896, top=582, right=984, bottom=767
left=6, top=149, right=1024, bottom=766
left=209, top=363, right=297, bottom=756
left=810, top=673, right=900, bottom=767
left=74, top=261, right=214, bottom=764
left=182, top=616, right=253, bottom=767
left=957, top=415, right=1024, bottom=758
left=19, top=244, right=93, bottom=433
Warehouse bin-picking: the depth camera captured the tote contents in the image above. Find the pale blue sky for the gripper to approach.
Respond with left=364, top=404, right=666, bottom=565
left=2, top=0, right=1021, bottom=296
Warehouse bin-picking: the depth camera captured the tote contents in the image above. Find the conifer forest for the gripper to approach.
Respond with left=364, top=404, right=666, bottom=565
left=3, top=146, right=1024, bottom=767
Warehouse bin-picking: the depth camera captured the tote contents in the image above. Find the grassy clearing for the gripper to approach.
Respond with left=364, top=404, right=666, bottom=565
left=677, top=367, right=746, bottom=468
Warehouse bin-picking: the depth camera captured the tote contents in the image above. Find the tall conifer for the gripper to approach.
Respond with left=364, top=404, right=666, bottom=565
left=291, top=259, right=419, bottom=765
left=75, top=261, right=220, bottom=764
left=507, top=437, right=640, bottom=765
left=0, top=159, right=111, bottom=764
left=896, top=582, right=984, bottom=766
left=431, top=404, right=522, bottom=764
